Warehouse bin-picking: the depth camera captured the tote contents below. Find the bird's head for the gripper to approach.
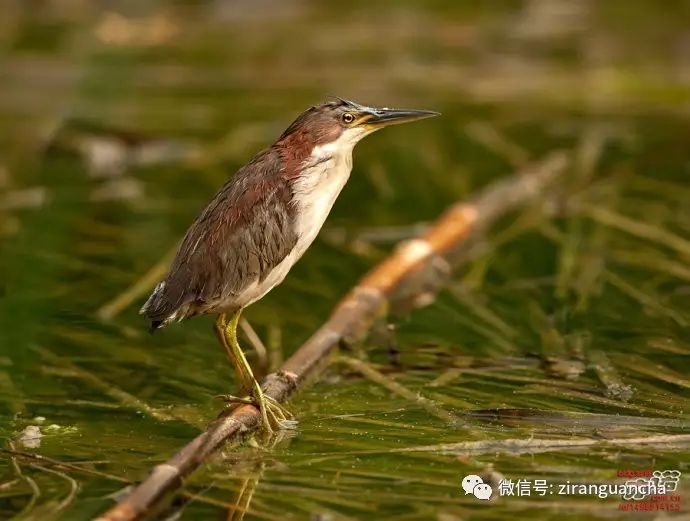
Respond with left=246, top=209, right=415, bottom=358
left=276, top=98, right=439, bottom=157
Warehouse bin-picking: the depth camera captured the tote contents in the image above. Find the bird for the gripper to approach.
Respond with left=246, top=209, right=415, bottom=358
left=140, top=98, right=439, bottom=433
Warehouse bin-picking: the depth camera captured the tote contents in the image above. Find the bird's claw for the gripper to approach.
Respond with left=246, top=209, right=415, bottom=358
left=216, top=389, right=297, bottom=434
left=253, top=389, right=297, bottom=434
left=263, top=394, right=298, bottom=431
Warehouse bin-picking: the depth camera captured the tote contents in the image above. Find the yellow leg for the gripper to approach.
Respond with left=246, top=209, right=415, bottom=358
left=215, top=313, right=254, bottom=391
left=215, top=310, right=293, bottom=434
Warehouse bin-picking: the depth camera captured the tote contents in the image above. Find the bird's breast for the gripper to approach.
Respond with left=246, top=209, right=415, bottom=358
left=230, top=154, right=351, bottom=310
left=290, top=151, right=352, bottom=254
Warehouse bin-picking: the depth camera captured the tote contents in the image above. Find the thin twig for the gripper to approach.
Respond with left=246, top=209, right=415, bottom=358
left=1, top=447, right=129, bottom=484
left=267, top=325, right=283, bottom=372
left=382, top=433, right=690, bottom=456
left=605, top=270, right=688, bottom=326
left=610, top=353, right=690, bottom=390
left=448, top=285, right=517, bottom=339
left=609, top=249, right=690, bottom=282
left=96, top=245, right=178, bottom=321
left=464, top=121, right=529, bottom=167
left=338, top=356, right=460, bottom=425
left=0, top=447, right=248, bottom=512
left=32, top=346, right=176, bottom=423
left=98, top=152, right=569, bottom=521
left=28, top=463, right=79, bottom=513
left=8, top=443, right=41, bottom=519
left=587, top=350, right=633, bottom=401
left=586, top=205, right=690, bottom=258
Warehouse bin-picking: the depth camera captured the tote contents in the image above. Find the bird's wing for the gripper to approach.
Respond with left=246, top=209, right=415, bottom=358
left=141, top=148, right=298, bottom=328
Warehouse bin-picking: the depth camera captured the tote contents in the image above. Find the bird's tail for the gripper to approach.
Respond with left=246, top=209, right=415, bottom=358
left=140, top=280, right=181, bottom=333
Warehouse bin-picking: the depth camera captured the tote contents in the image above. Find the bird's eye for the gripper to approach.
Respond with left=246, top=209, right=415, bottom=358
left=342, top=113, right=355, bottom=124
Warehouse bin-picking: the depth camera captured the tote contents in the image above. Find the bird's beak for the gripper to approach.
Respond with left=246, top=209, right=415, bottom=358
left=363, top=107, right=440, bottom=129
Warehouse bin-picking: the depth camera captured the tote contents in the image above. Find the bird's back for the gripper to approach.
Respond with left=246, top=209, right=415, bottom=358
left=141, top=148, right=298, bottom=330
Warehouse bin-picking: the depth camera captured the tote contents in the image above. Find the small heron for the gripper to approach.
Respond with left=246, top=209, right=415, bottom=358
left=141, top=98, right=438, bottom=433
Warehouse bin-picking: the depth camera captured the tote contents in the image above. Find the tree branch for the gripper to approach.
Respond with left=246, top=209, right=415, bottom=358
left=97, top=151, right=569, bottom=521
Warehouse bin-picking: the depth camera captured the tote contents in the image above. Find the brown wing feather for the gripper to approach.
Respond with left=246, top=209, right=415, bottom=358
left=141, top=148, right=297, bottom=329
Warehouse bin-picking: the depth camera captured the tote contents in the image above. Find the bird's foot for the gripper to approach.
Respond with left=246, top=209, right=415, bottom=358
left=252, top=386, right=297, bottom=434
left=216, top=388, right=297, bottom=434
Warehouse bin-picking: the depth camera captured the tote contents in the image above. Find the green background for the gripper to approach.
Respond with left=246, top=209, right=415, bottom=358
left=0, top=1, right=689, bottom=519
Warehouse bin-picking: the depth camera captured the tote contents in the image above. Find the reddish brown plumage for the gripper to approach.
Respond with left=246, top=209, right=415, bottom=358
left=275, top=104, right=346, bottom=180
left=140, top=100, right=353, bottom=329
left=141, top=147, right=298, bottom=328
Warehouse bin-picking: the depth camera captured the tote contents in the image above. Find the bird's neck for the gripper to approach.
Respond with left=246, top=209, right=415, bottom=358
left=287, top=142, right=352, bottom=251
left=275, top=127, right=365, bottom=181
left=291, top=134, right=355, bottom=197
